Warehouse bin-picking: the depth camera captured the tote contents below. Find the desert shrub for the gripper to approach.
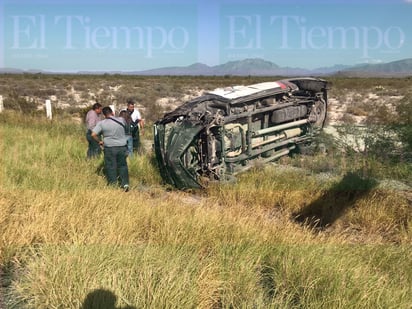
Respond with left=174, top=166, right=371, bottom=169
left=80, top=91, right=91, bottom=100
left=393, top=99, right=412, bottom=160
left=3, top=91, right=38, bottom=113
left=340, top=113, right=357, bottom=124
left=72, top=81, right=89, bottom=92
left=366, top=103, right=397, bottom=125
left=31, top=88, right=59, bottom=98
left=154, top=81, right=175, bottom=95
left=346, top=103, right=369, bottom=117
left=328, top=122, right=410, bottom=183
left=144, top=101, right=166, bottom=122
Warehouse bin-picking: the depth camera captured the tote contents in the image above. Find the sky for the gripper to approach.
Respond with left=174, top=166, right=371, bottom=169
left=1, top=0, right=412, bottom=72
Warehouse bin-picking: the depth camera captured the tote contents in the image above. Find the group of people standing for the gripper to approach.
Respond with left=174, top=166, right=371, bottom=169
left=85, top=100, right=144, bottom=192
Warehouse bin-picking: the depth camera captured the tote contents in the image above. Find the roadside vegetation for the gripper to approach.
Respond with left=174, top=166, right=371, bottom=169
left=0, top=74, right=411, bottom=308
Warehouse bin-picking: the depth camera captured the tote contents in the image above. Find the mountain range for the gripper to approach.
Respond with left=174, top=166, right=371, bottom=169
left=134, top=58, right=412, bottom=77
left=2, top=58, right=412, bottom=77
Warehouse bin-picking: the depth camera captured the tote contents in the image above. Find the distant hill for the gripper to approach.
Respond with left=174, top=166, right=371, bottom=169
left=136, top=58, right=312, bottom=76
left=136, top=58, right=412, bottom=77
left=136, top=62, right=214, bottom=76
left=340, top=58, right=412, bottom=77
left=0, top=68, right=26, bottom=74
left=2, top=58, right=412, bottom=76
left=213, top=58, right=279, bottom=75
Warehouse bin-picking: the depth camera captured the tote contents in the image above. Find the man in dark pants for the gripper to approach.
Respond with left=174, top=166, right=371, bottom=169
left=126, top=99, right=144, bottom=153
left=85, top=102, right=102, bottom=158
left=91, top=106, right=130, bottom=192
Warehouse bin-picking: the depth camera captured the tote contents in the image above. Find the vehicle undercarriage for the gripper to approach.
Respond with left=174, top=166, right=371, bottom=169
left=154, top=77, right=329, bottom=189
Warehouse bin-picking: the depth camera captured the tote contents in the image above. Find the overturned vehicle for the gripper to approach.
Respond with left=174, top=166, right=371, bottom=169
left=154, top=77, right=329, bottom=189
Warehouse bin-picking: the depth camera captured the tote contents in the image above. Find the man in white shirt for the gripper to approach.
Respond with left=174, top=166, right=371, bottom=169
left=126, top=99, right=144, bottom=153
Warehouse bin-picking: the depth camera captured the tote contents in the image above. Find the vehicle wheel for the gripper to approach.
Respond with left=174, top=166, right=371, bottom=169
left=310, top=99, right=327, bottom=130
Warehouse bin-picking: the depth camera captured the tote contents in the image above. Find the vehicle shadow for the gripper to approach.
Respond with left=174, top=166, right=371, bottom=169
left=293, top=170, right=378, bottom=229
left=81, top=289, right=135, bottom=309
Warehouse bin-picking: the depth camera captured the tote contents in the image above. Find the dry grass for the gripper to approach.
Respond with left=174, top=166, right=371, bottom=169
left=0, top=76, right=411, bottom=308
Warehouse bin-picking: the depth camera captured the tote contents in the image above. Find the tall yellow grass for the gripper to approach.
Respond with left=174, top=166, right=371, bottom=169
left=0, top=112, right=411, bottom=308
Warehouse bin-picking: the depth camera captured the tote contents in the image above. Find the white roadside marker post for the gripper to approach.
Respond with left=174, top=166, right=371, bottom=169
left=45, top=99, right=52, bottom=120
